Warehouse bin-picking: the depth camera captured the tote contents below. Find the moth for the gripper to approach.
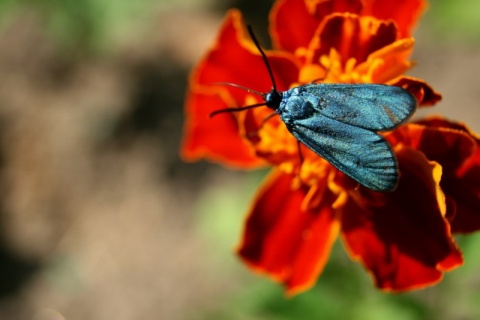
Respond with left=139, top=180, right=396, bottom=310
left=211, top=26, right=417, bottom=191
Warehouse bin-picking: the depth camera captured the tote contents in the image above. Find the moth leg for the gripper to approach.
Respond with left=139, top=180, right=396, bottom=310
left=310, top=67, right=330, bottom=84
left=293, top=140, right=306, bottom=181
left=245, top=112, right=278, bottom=139
left=297, top=140, right=304, bottom=164
left=259, top=112, right=278, bottom=128
left=310, top=77, right=324, bottom=84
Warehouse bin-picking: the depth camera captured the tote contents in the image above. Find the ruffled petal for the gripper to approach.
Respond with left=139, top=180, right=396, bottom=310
left=308, top=14, right=398, bottom=66
left=237, top=170, right=340, bottom=295
left=447, top=145, right=480, bottom=233
left=341, top=147, right=462, bottom=291
left=270, top=0, right=362, bottom=53
left=410, top=118, right=480, bottom=233
left=364, top=38, right=414, bottom=84
left=387, top=122, right=476, bottom=173
left=390, top=76, right=442, bottom=106
left=270, top=0, right=426, bottom=52
left=306, top=0, right=363, bottom=19
left=361, top=0, right=428, bottom=38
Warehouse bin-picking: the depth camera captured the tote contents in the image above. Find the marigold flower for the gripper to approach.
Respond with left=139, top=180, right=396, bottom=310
left=181, top=0, right=480, bottom=295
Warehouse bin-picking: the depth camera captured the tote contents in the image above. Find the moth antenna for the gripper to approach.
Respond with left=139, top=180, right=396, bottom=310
left=210, top=82, right=266, bottom=98
left=247, top=25, right=278, bottom=92
left=209, top=102, right=267, bottom=118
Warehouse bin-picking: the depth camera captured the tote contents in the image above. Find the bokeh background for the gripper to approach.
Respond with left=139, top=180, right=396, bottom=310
left=0, top=0, right=478, bottom=319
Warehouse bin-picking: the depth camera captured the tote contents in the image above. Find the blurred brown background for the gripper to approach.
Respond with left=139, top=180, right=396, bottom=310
left=0, top=0, right=478, bottom=319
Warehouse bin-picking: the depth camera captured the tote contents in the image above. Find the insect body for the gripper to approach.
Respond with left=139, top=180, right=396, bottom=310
left=211, top=26, right=417, bottom=192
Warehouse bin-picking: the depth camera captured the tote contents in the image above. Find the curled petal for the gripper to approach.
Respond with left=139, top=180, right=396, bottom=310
left=237, top=170, right=340, bottom=295
left=390, top=76, right=442, bottom=106
left=308, top=14, right=398, bottom=66
left=270, top=0, right=426, bottom=52
left=386, top=122, right=476, bottom=173
left=305, top=0, right=362, bottom=18
left=387, top=119, right=480, bottom=232
left=415, top=117, right=480, bottom=135
left=341, top=147, right=462, bottom=291
left=413, top=117, right=480, bottom=176
left=361, top=0, right=428, bottom=38
left=364, top=38, right=414, bottom=84
left=411, top=118, right=480, bottom=233
left=446, top=145, right=480, bottom=233
left=270, top=0, right=362, bottom=53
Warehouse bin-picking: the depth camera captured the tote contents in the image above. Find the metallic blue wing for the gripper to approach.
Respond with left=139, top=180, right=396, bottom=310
left=286, top=84, right=416, bottom=131
left=290, top=115, right=398, bottom=191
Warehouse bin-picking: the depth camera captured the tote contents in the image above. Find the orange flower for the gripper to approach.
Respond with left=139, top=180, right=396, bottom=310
left=181, top=0, right=479, bottom=294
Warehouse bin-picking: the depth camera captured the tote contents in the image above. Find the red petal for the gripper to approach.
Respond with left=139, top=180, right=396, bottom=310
left=270, top=0, right=320, bottom=53
left=411, top=118, right=480, bottom=233
left=446, top=145, right=480, bottom=233
left=306, top=0, right=363, bottom=19
left=390, top=76, right=442, bottom=107
left=270, top=0, right=362, bottom=53
left=308, top=14, right=398, bottom=66
left=341, top=147, right=462, bottom=291
left=269, top=0, right=424, bottom=52
left=361, top=0, right=427, bottom=38
left=388, top=119, right=480, bottom=233
left=387, top=122, right=476, bottom=173
left=414, top=117, right=478, bottom=133
left=194, top=9, right=299, bottom=97
left=181, top=89, right=264, bottom=168
left=237, top=170, right=340, bottom=295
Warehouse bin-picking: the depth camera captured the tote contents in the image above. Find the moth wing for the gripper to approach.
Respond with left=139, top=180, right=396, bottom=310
left=291, top=115, right=399, bottom=191
left=303, top=84, right=417, bottom=131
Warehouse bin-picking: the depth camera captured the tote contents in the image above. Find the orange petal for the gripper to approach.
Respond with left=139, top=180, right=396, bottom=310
left=390, top=76, right=442, bottom=106
left=269, top=0, right=425, bottom=52
left=308, top=14, right=398, bottom=66
left=237, top=170, right=340, bottom=295
left=365, top=38, right=414, bottom=84
left=181, top=89, right=264, bottom=168
left=361, top=0, right=427, bottom=38
left=341, top=147, right=462, bottom=291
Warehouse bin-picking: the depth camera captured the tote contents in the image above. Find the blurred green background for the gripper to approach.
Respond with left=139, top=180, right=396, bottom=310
left=0, top=0, right=478, bottom=319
